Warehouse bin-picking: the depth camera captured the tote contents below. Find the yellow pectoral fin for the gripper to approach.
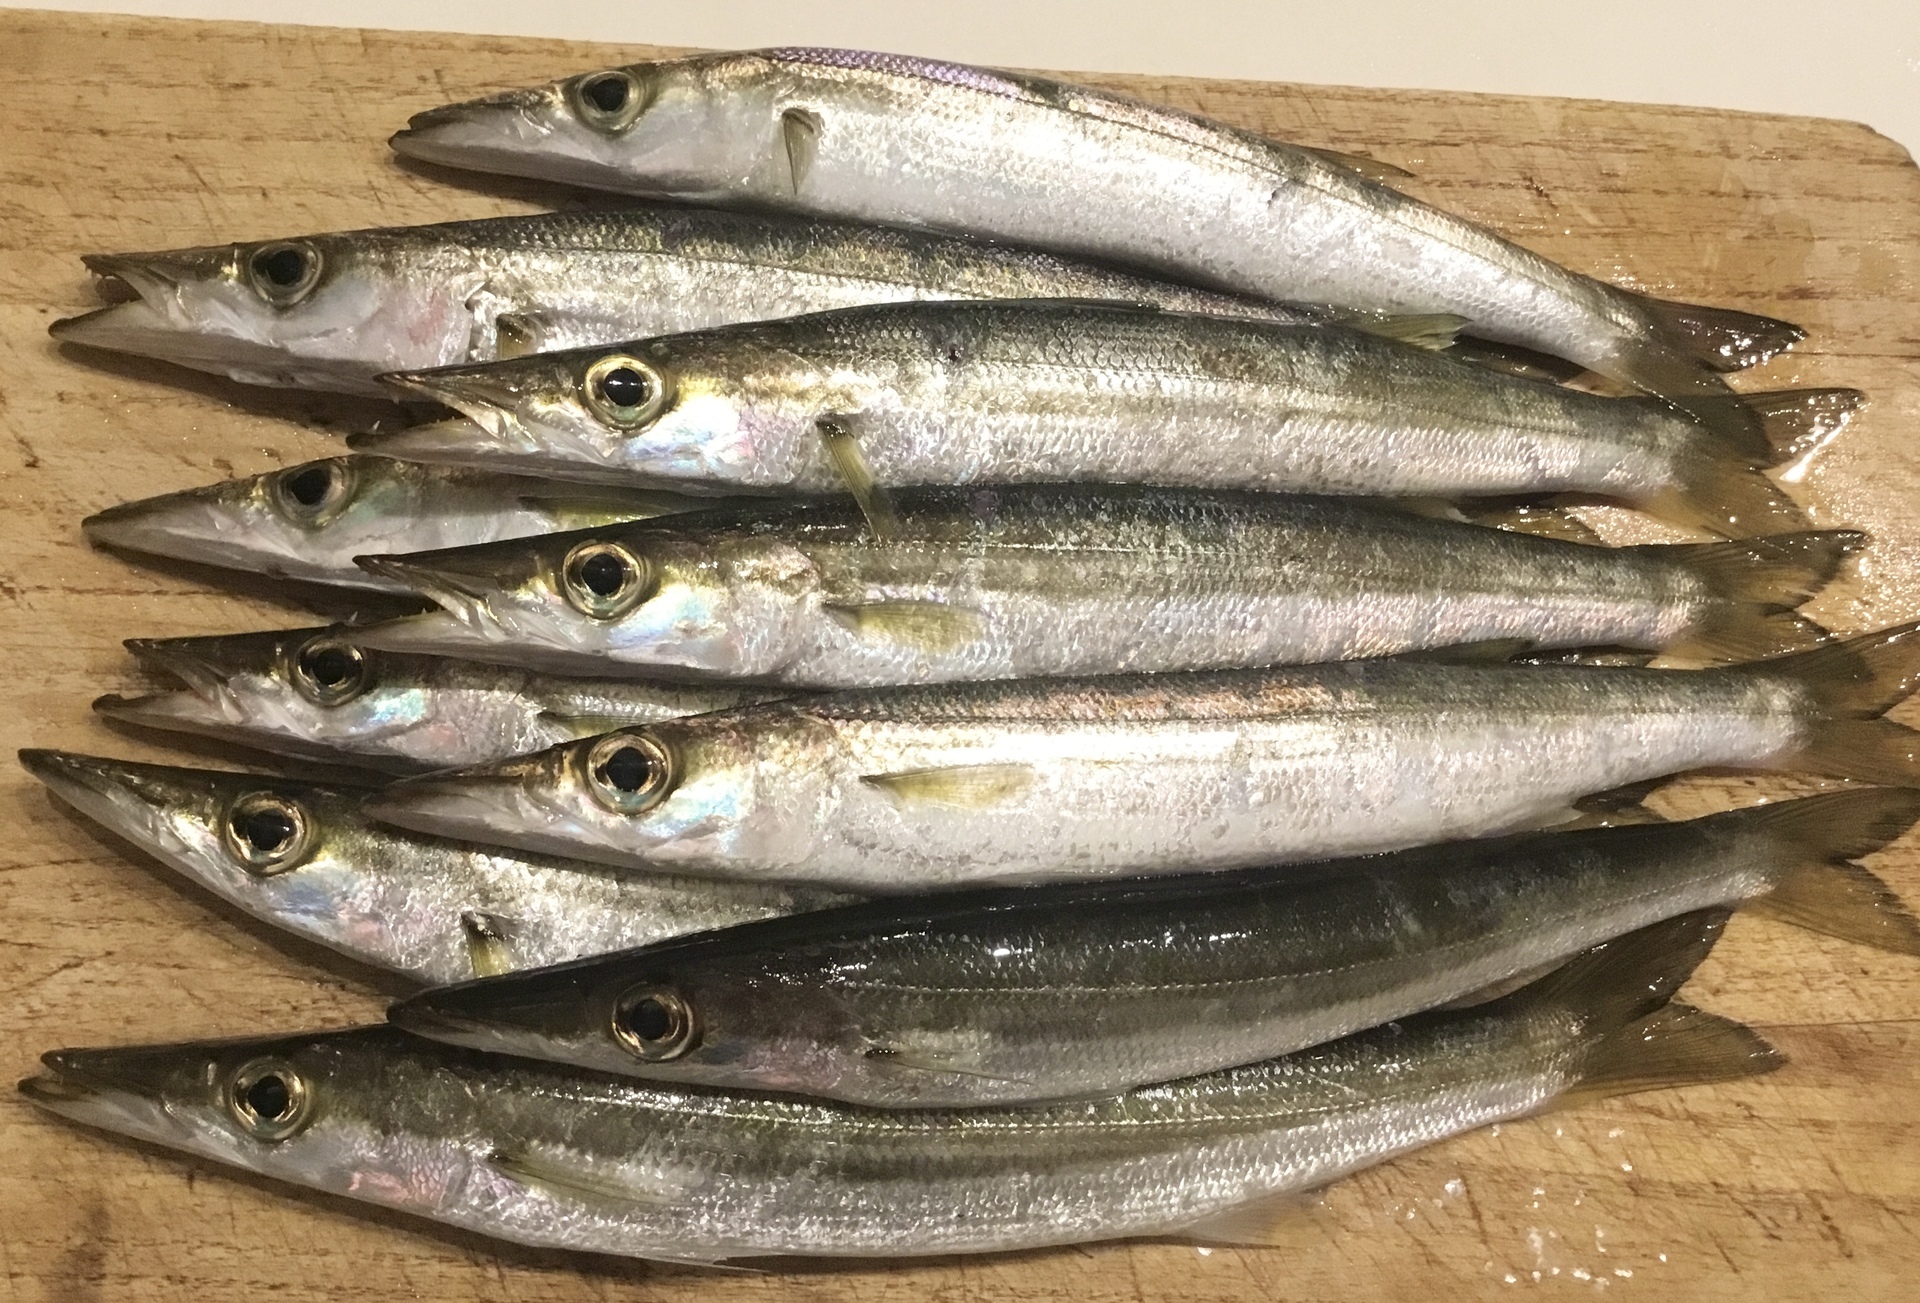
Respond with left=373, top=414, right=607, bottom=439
left=823, top=600, right=984, bottom=652
left=860, top=763, right=1036, bottom=809
left=816, top=414, right=899, bottom=539
left=487, top=1145, right=683, bottom=1209
left=459, top=911, right=514, bottom=978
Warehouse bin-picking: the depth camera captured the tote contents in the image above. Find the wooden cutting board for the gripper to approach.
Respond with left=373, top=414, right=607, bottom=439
left=2, top=9, right=1917, bottom=1300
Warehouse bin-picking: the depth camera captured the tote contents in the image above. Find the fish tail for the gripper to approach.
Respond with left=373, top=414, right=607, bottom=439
left=1633, top=293, right=1806, bottom=374
left=1731, top=790, right=1920, bottom=956
left=1657, top=529, right=1863, bottom=661
left=1649, top=388, right=1865, bottom=537
left=1523, top=910, right=1783, bottom=1107
left=1744, top=621, right=1920, bottom=786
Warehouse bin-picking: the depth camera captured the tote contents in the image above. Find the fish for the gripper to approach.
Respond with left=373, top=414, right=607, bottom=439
left=363, top=624, right=1920, bottom=890
left=21, top=912, right=1779, bottom=1259
left=388, top=790, right=1918, bottom=1106
left=346, top=486, right=1859, bottom=687
left=365, top=301, right=1860, bottom=540
left=81, top=455, right=727, bottom=594
left=18, top=750, right=854, bottom=984
left=393, top=790, right=1920, bottom=1105
left=389, top=49, right=1805, bottom=433
left=94, top=626, right=792, bottom=774
left=48, top=205, right=1396, bottom=398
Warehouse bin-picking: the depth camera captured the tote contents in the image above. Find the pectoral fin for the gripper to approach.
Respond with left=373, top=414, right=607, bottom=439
left=816, top=414, right=899, bottom=539
left=1300, top=145, right=1414, bottom=184
left=486, top=1145, right=679, bottom=1208
left=460, top=911, right=515, bottom=978
left=861, top=763, right=1036, bottom=809
left=782, top=107, right=822, bottom=194
left=863, top=1044, right=1034, bottom=1084
left=1346, top=312, right=1467, bottom=351
left=1390, top=639, right=1537, bottom=666
left=823, top=600, right=984, bottom=652
left=492, top=312, right=545, bottom=360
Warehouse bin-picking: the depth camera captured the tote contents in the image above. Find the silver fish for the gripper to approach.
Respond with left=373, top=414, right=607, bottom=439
left=364, top=624, right=1920, bottom=891
left=390, top=791, right=1918, bottom=1106
left=389, top=48, right=1804, bottom=430
left=82, top=455, right=724, bottom=593
left=49, top=205, right=1369, bottom=398
left=21, top=913, right=1779, bottom=1260
left=349, top=487, right=1858, bottom=687
left=18, top=750, right=852, bottom=984
left=367, top=301, right=1857, bottom=540
left=96, top=626, right=791, bottom=774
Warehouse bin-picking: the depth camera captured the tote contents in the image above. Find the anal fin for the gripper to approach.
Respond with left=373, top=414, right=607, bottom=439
left=1300, top=145, right=1413, bottom=184
left=1167, top=1188, right=1331, bottom=1248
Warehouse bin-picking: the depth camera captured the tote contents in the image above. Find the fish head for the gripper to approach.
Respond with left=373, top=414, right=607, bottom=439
left=354, top=521, right=820, bottom=677
left=15, top=750, right=427, bottom=968
left=372, top=336, right=815, bottom=489
left=365, top=711, right=819, bottom=870
left=82, top=456, right=424, bottom=584
left=390, top=933, right=861, bottom=1094
left=22, top=1028, right=471, bottom=1202
left=99, top=627, right=451, bottom=767
left=388, top=55, right=786, bottom=197
left=52, top=233, right=478, bottom=394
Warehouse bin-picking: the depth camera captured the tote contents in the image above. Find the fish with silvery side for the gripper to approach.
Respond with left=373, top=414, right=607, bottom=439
left=389, top=48, right=1807, bottom=436
left=346, top=486, right=1861, bottom=687
left=364, top=623, right=1920, bottom=891
left=94, top=626, right=793, bottom=774
left=82, top=455, right=733, bottom=594
left=21, top=913, right=1778, bottom=1260
left=364, top=299, right=1861, bottom=540
left=389, top=790, right=1920, bottom=1106
left=48, top=205, right=1397, bottom=398
left=18, top=750, right=855, bottom=985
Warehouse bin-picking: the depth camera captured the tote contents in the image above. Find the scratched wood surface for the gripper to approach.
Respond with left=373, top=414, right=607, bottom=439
left=2, top=8, right=1919, bottom=1300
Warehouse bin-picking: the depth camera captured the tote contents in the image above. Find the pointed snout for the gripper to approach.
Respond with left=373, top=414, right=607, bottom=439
left=388, top=86, right=564, bottom=171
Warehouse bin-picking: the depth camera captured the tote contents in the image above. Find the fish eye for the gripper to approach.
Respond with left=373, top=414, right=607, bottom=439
left=560, top=539, right=654, bottom=618
left=270, top=458, right=356, bottom=525
left=581, top=354, right=669, bottom=430
left=583, top=732, right=675, bottom=814
left=289, top=635, right=368, bottom=706
left=226, top=1058, right=314, bottom=1141
left=571, top=69, right=647, bottom=132
left=245, top=241, right=322, bottom=305
left=223, top=792, right=315, bottom=875
left=611, top=985, right=697, bottom=1061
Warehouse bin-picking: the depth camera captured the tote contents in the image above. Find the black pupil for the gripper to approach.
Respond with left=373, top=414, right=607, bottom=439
left=600, top=745, right=653, bottom=792
left=584, top=75, right=630, bottom=113
left=285, top=465, right=334, bottom=507
left=256, top=246, right=309, bottom=288
left=301, top=645, right=356, bottom=687
left=239, top=807, right=296, bottom=854
left=625, top=997, right=673, bottom=1042
left=579, top=551, right=629, bottom=597
left=245, top=1074, right=292, bottom=1120
left=597, top=366, right=649, bottom=410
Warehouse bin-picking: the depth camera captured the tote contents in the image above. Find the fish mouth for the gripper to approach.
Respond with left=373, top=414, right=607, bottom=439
left=19, top=1051, right=173, bottom=1141
left=387, top=971, right=598, bottom=1056
left=52, top=300, right=387, bottom=397
left=18, top=749, right=185, bottom=858
left=82, top=490, right=246, bottom=570
left=362, top=761, right=546, bottom=844
left=388, top=89, right=572, bottom=176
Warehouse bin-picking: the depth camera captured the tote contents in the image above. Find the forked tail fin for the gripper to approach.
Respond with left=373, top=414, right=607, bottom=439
left=1635, top=293, right=1806, bottom=374
left=1656, top=529, right=1862, bottom=662
left=1740, top=622, right=1920, bottom=787
left=1651, top=388, right=1864, bottom=537
left=1726, top=790, right=1920, bottom=955
left=1517, top=910, right=1784, bottom=1108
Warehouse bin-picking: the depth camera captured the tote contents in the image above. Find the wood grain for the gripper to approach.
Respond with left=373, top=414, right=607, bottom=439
left=2, top=9, right=1919, bottom=1300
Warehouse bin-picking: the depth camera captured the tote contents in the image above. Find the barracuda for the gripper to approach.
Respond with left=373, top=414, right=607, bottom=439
left=22, top=914, right=1777, bottom=1260
left=391, top=792, right=1919, bottom=1106
left=82, top=455, right=721, bottom=594
left=49, top=205, right=1358, bottom=398
left=389, top=48, right=1806, bottom=432
left=96, top=626, right=792, bottom=774
left=18, top=750, right=852, bottom=984
left=367, top=301, right=1857, bottom=540
left=348, top=486, right=1859, bottom=687
left=364, top=624, right=1920, bottom=890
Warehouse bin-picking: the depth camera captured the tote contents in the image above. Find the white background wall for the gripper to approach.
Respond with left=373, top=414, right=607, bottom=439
left=17, top=0, right=1920, bottom=157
